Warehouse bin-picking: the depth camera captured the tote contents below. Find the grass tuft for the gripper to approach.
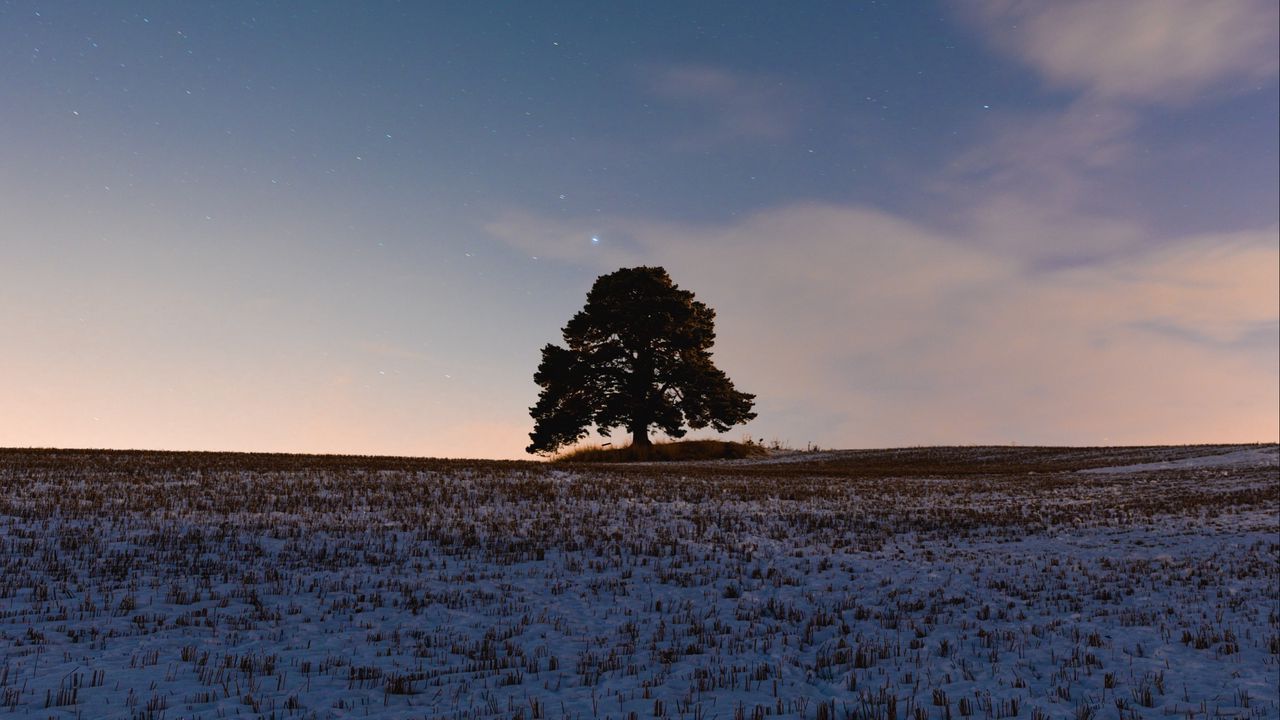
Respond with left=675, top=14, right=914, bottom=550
left=552, top=439, right=768, bottom=463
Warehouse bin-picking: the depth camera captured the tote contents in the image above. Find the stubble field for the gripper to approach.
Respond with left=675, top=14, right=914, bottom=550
left=0, top=444, right=1276, bottom=719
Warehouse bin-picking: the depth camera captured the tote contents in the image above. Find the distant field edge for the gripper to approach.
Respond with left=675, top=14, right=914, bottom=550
left=0, top=442, right=1274, bottom=474
left=552, top=439, right=769, bottom=463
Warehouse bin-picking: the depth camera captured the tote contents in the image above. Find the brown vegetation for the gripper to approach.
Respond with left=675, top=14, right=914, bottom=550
left=552, top=439, right=768, bottom=463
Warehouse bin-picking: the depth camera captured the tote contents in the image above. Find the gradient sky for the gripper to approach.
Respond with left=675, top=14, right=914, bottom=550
left=3, top=1, right=1277, bottom=458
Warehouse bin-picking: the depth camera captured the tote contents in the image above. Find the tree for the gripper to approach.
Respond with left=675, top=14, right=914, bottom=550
left=527, top=266, right=756, bottom=455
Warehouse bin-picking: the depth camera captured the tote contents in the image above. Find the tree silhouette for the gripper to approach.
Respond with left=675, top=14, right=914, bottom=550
left=527, top=266, right=756, bottom=455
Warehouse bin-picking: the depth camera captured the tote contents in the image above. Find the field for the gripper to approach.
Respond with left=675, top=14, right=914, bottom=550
left=0, top=444, right=1276, bottom=720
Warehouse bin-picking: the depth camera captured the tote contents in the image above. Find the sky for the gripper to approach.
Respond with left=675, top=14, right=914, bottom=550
left=2, top=1, right=1277, bottom=459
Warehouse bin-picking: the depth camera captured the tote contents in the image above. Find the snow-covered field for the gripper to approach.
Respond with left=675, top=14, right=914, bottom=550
left=0, top=444, right=1275, bottom=719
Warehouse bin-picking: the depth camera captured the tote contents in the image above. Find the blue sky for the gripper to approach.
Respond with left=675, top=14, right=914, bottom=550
left=2, top=1, right=1277, bottom=457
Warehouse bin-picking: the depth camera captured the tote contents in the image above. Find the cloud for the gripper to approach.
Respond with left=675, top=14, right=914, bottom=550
left=488, top=203, right=1279, bottom=447
left=941, top=2, right=1277, bottom=267
left=642, top=64, right=799, bottom=147
left=946, top=0, right=1278, bottom=258
left=946, top=102, right=1137, bottom=199
left=938, top=100, right=1150, bottom=265
left=957, top=191, right=1149, bottom=267
left=966, top=0, right=1279, bottom=103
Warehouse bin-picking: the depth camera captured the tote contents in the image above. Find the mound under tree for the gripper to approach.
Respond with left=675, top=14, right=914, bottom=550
left=527, top=266, right=756, bottom=455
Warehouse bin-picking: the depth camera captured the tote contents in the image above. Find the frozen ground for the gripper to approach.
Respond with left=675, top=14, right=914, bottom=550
left=0, top=444, right=1276, bottom=719
left=1078, top=445, right=1279, bottom=474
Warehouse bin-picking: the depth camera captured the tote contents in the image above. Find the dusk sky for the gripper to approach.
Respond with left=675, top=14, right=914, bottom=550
left=3, top=1, right=1277, bottom=459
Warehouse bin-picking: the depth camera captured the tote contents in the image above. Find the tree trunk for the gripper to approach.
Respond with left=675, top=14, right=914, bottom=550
left=630, top=344, right=655, bottom=449
left=631, top=427, right=652, bottom=448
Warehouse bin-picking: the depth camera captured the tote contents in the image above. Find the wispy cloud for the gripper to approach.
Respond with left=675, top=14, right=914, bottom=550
left=964, top=0, right=1279, bottom=104
left=939, top=101, right=1146, bottom=264
left=941, top=1, right=1278, bottom=264
left=946, top=102, right=1137, bottom=199
left=642, top=64, right=800, bottom=147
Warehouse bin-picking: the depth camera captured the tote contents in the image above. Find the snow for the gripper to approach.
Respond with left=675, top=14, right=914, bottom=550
left=0, top=446, right=1276, bottom=719
left=1079, top=445, right=1279, bottom=474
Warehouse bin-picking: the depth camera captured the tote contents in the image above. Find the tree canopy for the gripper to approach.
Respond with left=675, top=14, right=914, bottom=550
left=527, top=266, right=756, bottom=455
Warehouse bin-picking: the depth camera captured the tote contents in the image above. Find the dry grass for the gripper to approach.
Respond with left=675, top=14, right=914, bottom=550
left=552, top=438, right=769, bottom=463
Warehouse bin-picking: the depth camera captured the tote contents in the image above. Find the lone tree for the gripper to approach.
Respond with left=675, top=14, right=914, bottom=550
left=527, top=266, right=756, bottom=455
